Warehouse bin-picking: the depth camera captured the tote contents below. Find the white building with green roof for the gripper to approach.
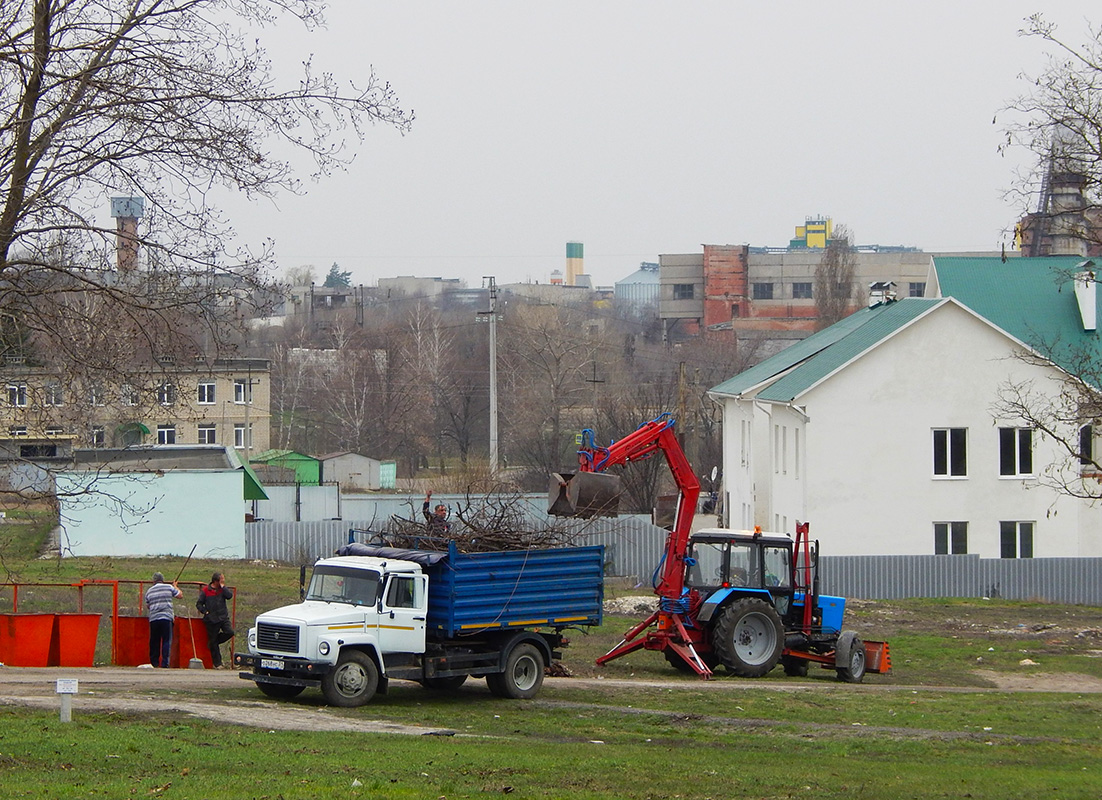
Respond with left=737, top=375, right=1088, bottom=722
left=709, top=257, right=1102, bottom=558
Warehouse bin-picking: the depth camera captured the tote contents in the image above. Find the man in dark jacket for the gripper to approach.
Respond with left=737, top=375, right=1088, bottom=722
left=197, top=572, right=234, bottom=668
left=422, top=490, right=451, bottom=537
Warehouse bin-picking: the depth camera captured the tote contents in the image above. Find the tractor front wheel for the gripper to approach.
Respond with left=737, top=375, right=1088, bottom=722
left=711, top=598, right=784, bottom=677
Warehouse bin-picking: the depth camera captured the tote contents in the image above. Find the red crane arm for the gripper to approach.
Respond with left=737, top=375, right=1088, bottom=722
left=577, top=415, right=700, bottom=600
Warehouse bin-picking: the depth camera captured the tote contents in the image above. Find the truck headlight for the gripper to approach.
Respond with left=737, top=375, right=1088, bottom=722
left=248, top=628, right=256, bottom=648
left=319, top=641, right=330, bottom=656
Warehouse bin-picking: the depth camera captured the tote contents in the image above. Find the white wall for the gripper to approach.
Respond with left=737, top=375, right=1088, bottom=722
left=57, top=471, right=246, bottom=558
left=724, top=302, right=1099, bottom=557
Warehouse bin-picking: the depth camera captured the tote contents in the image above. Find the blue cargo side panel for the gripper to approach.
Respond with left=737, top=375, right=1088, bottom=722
left=425, top=545, right=604, bottom=638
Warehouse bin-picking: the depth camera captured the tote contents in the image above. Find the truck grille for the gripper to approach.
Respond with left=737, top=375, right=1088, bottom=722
left=257, top=622, right=300, bottom=654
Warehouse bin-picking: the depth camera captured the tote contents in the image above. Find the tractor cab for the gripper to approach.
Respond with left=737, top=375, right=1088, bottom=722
left=686, top=528, right=797, bottom=620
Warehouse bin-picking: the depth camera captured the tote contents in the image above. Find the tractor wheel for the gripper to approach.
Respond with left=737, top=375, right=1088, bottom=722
left=257, top=682, right=305, bottom=699
left=711, top=598, right=784, bottom=677
left=421, top=674, right=469, bottom=691
left=663, top=648, right=718, bottom=674
left=486, top=643, right=545, bottom=699
left=836, top=632, right=867, bottom=683
left=781, top=655, right=809, bottom=677
left=321, top=650, right=379, bottom=707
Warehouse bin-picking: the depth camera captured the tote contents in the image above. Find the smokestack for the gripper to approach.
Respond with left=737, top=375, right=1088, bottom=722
left=110, top=196, right=145, bottom=271
left=566, top=241, right=583, bottom=286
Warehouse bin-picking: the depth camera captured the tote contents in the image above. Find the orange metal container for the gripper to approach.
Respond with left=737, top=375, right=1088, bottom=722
left=0, top=613, right=56, bottom=667
left=50, top=613, right=102, bottom=667
left=174, top=618, right=212, bottom=668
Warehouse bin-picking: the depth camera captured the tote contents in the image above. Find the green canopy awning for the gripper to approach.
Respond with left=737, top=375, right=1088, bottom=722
left=240, top=462, right=268, bottom=500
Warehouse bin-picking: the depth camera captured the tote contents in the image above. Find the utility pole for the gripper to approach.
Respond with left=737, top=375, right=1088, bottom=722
left=586, top=362, right=605, bottom=417
left=477, top=278, right=501, bottom=476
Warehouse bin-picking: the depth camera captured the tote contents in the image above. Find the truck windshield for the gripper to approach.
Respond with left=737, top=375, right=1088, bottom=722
left=306, top=566, right=381, bottom=607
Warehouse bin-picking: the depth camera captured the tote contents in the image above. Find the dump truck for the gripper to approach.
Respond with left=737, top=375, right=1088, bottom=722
left=550, top=412, right=890, bottom=681
left=235, top=541, right=603, bottom=706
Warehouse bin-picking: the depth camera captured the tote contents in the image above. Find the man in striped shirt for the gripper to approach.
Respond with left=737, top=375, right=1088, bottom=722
left=146, top=572, right=183, bottom=668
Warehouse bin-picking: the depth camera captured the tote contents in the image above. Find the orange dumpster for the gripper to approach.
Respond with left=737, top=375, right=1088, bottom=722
left=0, top=613, right=56, bottom=667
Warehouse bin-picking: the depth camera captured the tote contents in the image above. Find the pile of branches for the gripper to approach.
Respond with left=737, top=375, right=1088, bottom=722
left=380, top=490, right=584, bottom=553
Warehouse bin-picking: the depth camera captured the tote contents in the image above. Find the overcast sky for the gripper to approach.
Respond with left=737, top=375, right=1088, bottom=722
left=214, top=1, right=1099, bottom=290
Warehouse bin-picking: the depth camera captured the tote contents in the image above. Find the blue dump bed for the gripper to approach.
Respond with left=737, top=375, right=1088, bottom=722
left=424, top=543, right=605, bottom=639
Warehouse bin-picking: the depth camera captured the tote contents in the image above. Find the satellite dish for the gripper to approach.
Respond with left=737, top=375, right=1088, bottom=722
left=710, top=466, right=718, bottom=482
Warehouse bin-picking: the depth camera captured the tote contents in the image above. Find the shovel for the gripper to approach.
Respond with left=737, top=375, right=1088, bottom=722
left=176, top=545, right=205, bottom=669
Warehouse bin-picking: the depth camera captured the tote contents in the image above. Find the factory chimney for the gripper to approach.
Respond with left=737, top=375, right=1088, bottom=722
left=110, top=196, right=145, bottom=271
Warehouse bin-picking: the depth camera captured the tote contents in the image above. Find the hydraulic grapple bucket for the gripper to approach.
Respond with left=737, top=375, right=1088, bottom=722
left=548, top=472, right=622, bottom=518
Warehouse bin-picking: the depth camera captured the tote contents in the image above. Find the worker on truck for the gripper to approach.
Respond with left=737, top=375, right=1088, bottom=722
left=422, top=491, right=451, bottom=537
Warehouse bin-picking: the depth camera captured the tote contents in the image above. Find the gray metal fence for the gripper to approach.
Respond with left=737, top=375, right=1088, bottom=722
left=819, top=554, right=1102, bottom=606
left=244, top=520, right=1102, bottom=606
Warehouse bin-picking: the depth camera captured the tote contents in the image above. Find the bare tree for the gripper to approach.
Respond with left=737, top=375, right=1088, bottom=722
left=814, top=224, right=858, bottom=330
left=0, top=0, right=412, bottom=449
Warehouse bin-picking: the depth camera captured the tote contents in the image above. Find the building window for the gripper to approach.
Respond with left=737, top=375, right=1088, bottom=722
left=157, top=424, right=176, bottom=444
left=1079, top=424, right=1093, bottom=466
left=999, top=427, right=1033, bottom=477
left=731, top=302, right=740, bottom=318
left=20, top=443, right=55, bottom=458
left=89, top=384, right=105, bottom=407
left=234, top=378, right=252, bottom=404
left=792, top=282, right=813, bottom=299
left=909, top=282, right=926, bottom=297
left=8, top=426, right=27, bottom=436
left=121, top=385, right=140, bottom=406
left=234, top=423, right=246, bottom=449
left=198, top=424, right=217, bottom=444
left=672, top=283, right=694, bottom=301
left=91, top=426, right=105, bottom=447
left=44, top=426, right=64, bottom=436
left=157, top=383, right=176, bottom=406
left=752, top=282, right=774, bottom=300
left=198, top=382, right=216, bottom=405
left=6, top=384, right=27, bottom=407
left=933, top=428, right=967, bottom=477
left=1000, top=521, right=1034, bottom=559
left=934, top=521, right=968, bottom=554
left=44, top=383, right=64, bottom=406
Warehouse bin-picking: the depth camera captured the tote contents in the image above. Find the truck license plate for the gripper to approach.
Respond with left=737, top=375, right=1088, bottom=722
left=260, top=658, right=284, bottom=670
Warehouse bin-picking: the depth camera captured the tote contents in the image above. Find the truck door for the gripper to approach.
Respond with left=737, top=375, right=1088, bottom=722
left=377, top=573, right=428, bottom=655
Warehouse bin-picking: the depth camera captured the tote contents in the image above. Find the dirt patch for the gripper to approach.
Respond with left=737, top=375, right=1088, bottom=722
left=972, top=669, right=1102, bottom=693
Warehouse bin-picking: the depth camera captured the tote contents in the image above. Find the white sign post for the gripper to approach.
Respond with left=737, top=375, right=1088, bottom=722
left=55, top=679, right=78, bottom=723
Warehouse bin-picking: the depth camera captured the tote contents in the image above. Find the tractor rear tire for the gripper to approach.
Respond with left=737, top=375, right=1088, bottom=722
left=486, top=643, right=545, bottom=699
left=781, top=655, right=809, bottom=677
left=711, top=598, right=784, bottom=677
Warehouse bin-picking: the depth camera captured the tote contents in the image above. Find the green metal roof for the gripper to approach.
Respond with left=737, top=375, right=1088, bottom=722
left=931, top=256, right=1101, bottom=372
left=709, top=299, right=943, bottom=402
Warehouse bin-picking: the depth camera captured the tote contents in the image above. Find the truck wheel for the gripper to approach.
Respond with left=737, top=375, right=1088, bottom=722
left=711, top=598, right=784, bottom=677
left=257, top=682, right=305, bottom=699
left=421, top=674, right=468, bottom=690
left=835, top=632, right=867, bottom=683
left=486, top=643, right=545, bottom=699
left=781, top=655, right=809, bottom=677
left=321, top=651, right=379, bottom=707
